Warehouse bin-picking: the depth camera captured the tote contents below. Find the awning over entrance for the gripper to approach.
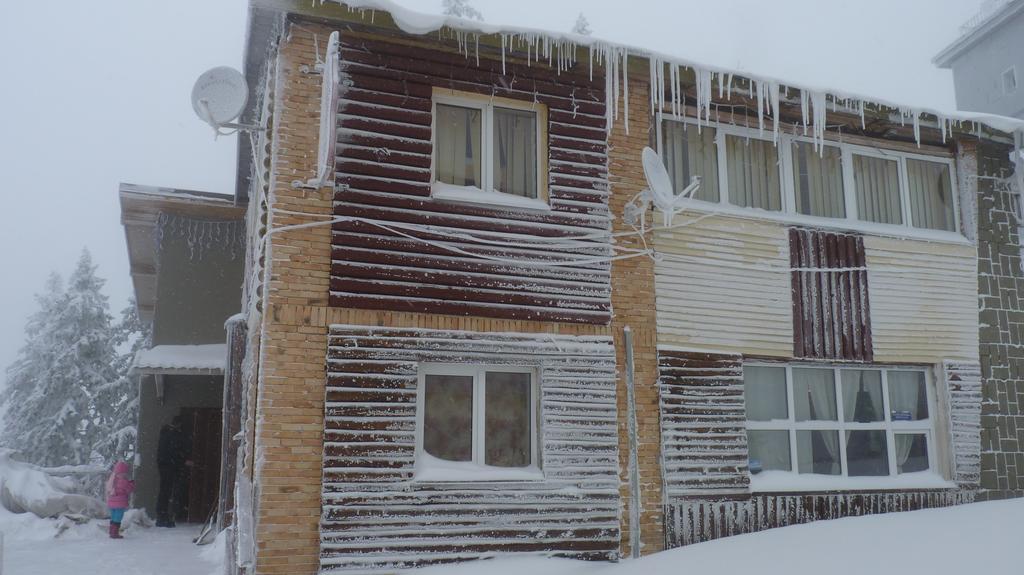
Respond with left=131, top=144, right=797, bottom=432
left=133, top=344, right=227, bottom=376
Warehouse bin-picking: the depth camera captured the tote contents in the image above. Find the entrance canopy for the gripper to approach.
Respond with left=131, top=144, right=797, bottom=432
left=133, top=344, right=227, bottom=376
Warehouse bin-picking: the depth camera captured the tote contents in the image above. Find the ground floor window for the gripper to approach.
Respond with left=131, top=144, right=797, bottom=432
left=744, top=364, right=935, bottom=483
left=417, top=364, right=539, bottom=480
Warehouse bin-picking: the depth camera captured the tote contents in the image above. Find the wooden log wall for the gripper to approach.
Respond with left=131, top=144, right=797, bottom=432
left=658, top=349, right=750, bottom=497
left=331, top=33, right=612, bottom=324
left=790, top=228, right=873, bottom=362
left=321, top=325, right=620, bottom=572
left=665, top=489, right=974, bottom=548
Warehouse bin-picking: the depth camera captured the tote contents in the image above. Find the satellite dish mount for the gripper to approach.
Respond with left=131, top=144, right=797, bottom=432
left=191, top=66, right=261, bottom=136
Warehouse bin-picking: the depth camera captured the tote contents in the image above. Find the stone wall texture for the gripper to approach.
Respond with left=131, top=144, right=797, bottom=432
left=976, top=139, right=1024, bottom=500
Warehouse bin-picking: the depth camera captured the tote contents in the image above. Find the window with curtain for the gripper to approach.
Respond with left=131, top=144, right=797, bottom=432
left=906, top=158, right=955, bottom=231
left=853, top=154, right=902, bottom=225
left=433, top=95, right=542, bottom=202
left=419, top=365, right=537, bottom=477
left=661, top=120, right=719, bottom=202
left=727, top=135, right=782, bottom=211
left=792, top=141, right=845, bottom=218
left=744, top=365, right=935, bottom=482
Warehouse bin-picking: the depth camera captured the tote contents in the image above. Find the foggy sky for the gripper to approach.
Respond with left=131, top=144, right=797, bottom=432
left=0, top=0, right=984, bottom=377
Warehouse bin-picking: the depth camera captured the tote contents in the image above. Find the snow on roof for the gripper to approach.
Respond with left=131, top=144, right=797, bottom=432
left=132, top=344, right=227, bottom=374
left=327, top=0, right=1024, bottom=141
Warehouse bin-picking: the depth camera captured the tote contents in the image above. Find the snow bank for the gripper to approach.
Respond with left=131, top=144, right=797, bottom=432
left=412, top=498, right=1024, bottom=575
left=0, top=450, right=106, bottom=520
left=133, top=343, right=227, bottom=372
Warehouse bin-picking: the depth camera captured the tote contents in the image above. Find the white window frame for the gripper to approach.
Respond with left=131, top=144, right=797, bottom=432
left=656, top=116, right=963, bottom=242
left=431, top=89, right=549, bottom=211
left=744, top=363, right=943, bottom=490
left=1003, top=66, right=1018, bottom=95
left=415, top=363, right=542, bottom=481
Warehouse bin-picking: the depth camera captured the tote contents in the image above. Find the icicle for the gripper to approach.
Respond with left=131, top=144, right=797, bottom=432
left=726, top=73, right=733, bottom=100
left=911, top=109, right=921, bottom=146
left=622, top=50, right=629, bottom=135
left=475, top=34, right=480, bottom=67
left=755, top=80, right=765, bottom=134
left=769, top=81, right=780, bottom=144
left=718, top=71, right=725, bottom=99
left=810, top=91, right=827, bottom=152
left=501, top=34, right=506, bottom=75
left=695, top=68, right=712, bottom=125
left=858, top=100, right=866, bottom=130
left=800, top=90, right=810, bottom=136
left=588, top=45, right=594, bottom=81
left=649, top=57, right=656, bottom=112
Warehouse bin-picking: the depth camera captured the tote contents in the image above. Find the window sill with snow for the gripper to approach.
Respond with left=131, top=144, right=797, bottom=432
left=749, top=470, right=956, bottom=493
left=413, top=453, right=544, bottom=482
left=432, top=182, right=551, bottom=212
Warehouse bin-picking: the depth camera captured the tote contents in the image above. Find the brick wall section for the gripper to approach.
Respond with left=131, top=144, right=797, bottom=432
left=254, top=21, right=333, bottom=575
left=608, top=75, right=666, bottom=556
left=975, top=139, right=1024, bottom=500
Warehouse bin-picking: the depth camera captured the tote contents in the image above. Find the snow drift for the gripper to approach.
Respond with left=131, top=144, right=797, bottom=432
left=0, top=449, right=106, bottom=520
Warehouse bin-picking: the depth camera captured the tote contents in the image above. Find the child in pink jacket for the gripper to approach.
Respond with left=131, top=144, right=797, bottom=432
left=105, top=461, right=135, bottom=539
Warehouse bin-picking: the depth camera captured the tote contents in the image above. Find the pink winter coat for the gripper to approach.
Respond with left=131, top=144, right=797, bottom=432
left=105, top=461, right=135, bottom=509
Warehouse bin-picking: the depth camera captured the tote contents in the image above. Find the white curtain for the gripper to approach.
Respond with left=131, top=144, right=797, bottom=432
left=888, top=371, right=928, bottom=420
left=493, top=107, right=537, bottom=198
left=907, top=159, right=955, bottom=231
left=743, top=366, right=788, bottom=421
left=853, top=154, right=902, bottom=224
left=662, top=121, right=719, bottom=201
left=841, top=370, right=883, bottom=423
left=435, top=104, right=482, bottom=188
left=727, top=135, right=782, bottom=210
left=793, top=142, right=845, bottom=218
left=793, top=368, right=837, bottom=421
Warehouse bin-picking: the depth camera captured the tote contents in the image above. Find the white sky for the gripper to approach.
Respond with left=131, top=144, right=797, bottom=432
left=0, top=0, right=984, bottom=374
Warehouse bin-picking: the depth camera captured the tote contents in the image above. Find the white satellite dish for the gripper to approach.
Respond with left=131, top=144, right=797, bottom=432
left=640, top=146, right=701, bottom=227
left=191, top=66, right=250, bottom=131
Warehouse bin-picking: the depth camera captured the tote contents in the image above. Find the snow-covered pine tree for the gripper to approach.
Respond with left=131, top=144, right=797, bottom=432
left=92, top=298, right=151, bottom=464
left=0, top=249, right=119, bottom=466
left=442, top=0, right=483, bottom=21
left=572, top=13, right=592, bottom=36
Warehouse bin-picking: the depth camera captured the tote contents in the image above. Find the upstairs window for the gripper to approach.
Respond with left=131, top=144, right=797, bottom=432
left=417, top=365, right=539, bottom=481
left=433, top=90, right=546, bottom=206
left=659, top=118, right=960, bottom=236
left=744, top=364, right=937, bottom=487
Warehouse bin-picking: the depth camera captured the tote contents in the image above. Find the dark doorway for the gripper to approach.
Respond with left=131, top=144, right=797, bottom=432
left=177, top=407, right=223, bottom=524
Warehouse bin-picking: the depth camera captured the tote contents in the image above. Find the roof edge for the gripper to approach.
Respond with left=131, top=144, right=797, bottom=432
left=934, top=0, right=1024, bottom=68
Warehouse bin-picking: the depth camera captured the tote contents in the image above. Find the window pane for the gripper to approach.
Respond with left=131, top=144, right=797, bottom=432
left=796, top=430, right=840, bottom=475
left=793, top=142, right=845, bottom=218
left=846, top=430, right=890, bottom=476
left=841, top=370, right=884, bottom=423
left=853, top=154, right=902, bottom=225
left=744, top=366, right=788, bottom=421
left=423, top=374, right=474, bottom=462
left=792, top=368, right=837, bottom=421
left=888, top=371, right=929, bottom=421
left=895, top=434, right=929, bottom=474
left=662, top=121, right=719, bottom=202
left=747, top=430, right=791, bottom=473
left=484, top=372, right=532, bottom=467
left=726, top=135, right=781, bottom=211
left=435, top=104, right=482, bottom=188
left=906, top=159, right=955, bottom=231
left=492, top=108, right=538, bottom=198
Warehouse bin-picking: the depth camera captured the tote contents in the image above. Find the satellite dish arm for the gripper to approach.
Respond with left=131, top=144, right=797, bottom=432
left=198, top=99, right=263, bottom=135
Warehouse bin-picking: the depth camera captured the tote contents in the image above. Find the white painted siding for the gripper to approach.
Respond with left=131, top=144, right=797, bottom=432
left=865, top=237, right=979, bottom=363
left=653, top=214, right=792, bottom=357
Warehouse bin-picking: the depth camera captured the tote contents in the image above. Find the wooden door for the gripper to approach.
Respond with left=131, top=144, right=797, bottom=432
left=180, top=407, right=223, bottom=524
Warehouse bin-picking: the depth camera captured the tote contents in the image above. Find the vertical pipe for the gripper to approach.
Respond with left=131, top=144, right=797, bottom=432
left=624, top=326, right=641, bottom=558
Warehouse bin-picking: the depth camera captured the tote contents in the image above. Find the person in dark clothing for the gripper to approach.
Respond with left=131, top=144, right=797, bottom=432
left=155, top=415, right=191, bottom=527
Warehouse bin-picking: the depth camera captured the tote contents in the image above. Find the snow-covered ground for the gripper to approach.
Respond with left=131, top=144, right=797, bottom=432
left=0, top=507, right=223, bottom=575
left=417, top=498, right=1024, bottom=575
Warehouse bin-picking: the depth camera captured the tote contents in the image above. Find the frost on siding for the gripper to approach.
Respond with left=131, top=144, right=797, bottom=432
left=320, top=325, right=620, bottom=572
left=943, top=360, right=982, bottom=488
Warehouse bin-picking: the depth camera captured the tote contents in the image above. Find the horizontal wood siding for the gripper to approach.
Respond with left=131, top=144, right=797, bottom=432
left=789, top=228, right=872, bottom=362
left=658, top=349, right=749, bottom=497
left=653, top=215, right=793, bottom=356
left=332, top=34, right=612, bottom=324
left=944, top=360, right=983, bottom=487
left=321, top=325, right=620, bottom=572
left=864, top=236, right=978, bottom=363
left=665, top=490, right=973, bottom=548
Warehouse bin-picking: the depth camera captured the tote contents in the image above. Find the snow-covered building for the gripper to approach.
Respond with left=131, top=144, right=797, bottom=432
left=119, top=184, right=246, bottom=525
left=193, top=1, right=1024, bottom=574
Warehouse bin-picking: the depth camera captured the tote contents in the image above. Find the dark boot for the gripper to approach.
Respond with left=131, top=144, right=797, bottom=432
left=109, top=522, right=123, bottom=539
